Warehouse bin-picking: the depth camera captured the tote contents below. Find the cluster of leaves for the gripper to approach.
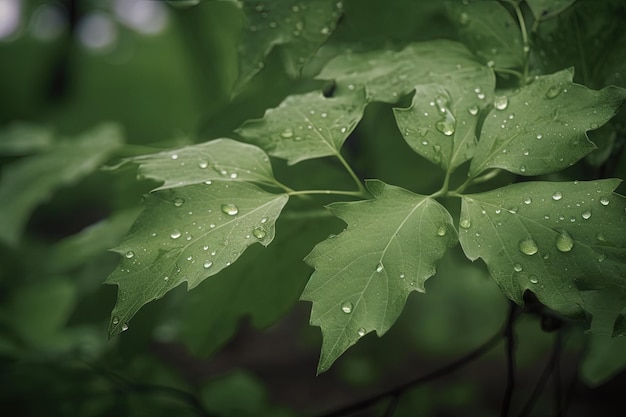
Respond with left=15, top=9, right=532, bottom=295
left=2, top=0, right=626, bottom=415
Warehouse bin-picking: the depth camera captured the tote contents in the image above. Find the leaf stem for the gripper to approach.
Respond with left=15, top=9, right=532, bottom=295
left=453, top=169, right=502, bottom=194
left=506, top=0, right=531, bottom=84
left=494, top=68, right=524, bottom=80
left=287, top=189, right=366, bottom=198
left=431, top=169, right=452, bottom=198
left=335, top=150, right=368, bottom=196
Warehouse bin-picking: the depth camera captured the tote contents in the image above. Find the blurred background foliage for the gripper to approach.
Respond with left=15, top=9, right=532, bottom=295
left=1, top=0, right=625, bottom=416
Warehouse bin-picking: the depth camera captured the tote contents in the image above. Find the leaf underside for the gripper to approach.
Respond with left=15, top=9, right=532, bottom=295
left=302, top=180, right=458, bottom=373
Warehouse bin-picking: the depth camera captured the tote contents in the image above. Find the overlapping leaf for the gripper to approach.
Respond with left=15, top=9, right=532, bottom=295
left=235, top=90, right=367, bottom=165
left=459, top=180, right=626, bottom=325
left=394, top=80, right=492, bottom=171
left=302, top=180, right=458, bottom=372
left=130, top=139, right=278, bottom=190
left=317, top=40, right=494, bottom=103
left=446, top=1, right=524, bottom=69
left=235, top=0, right=343, bottom=88
left=0, top=124, right=123, bottom=247
left=470, top=69, right=626, bottom=177
left=105, top=181, right=288, bottom=337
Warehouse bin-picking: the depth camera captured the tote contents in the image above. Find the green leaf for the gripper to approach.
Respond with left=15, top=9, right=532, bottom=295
left=393, top=80, right=491, bottom=171
left=0, top=123, right=54, bottom=155
left=470, top=69, right=626, bottom=177
left=317, top=40, right=494, bottom=103
left=105, top=181, right=288, bottom=337
left=236, top=0, right=343, bottom=88
left=526, top=0, right=576, bottom=20
left=0, top=124, right=123, bottom=247
left=459, top=179, right=626, bottom=322
left=446, top=0, right=524, bottom=69
left=302, top=180, right=458, bottom=372
left=130, top=139, right=278, bottom=190
left=235, top=90, right=367, bottom=165
left=581, top=333, right=626, bottom=386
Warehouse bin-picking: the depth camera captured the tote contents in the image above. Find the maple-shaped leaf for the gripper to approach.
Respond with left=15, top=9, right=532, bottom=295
left=302, top=180, right=458, bottom=373
left=394, top=80, right=490, bottom=171
left=0, top=124, right=123, bottom=247
left=317, top=40, right=494, bottom=103
left=235, top=90, right=367, bottom=165
left=470, top=69, right=626, bottom=177
left=235, top=0, right=343, bottom=89
left=446, top=0, right=524, bottom=69
left=105, top=181, right=288, bottom=337
left=129, top=139, right=278, bottom=190
left=459, top=180, right=626, bottom=325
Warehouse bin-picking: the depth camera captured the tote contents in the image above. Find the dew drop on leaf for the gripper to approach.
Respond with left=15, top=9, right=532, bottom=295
left=280, top=128, right=294, bottom=138
left=357, top=328, right=366, bottom=337
left=112, top=316, right=120, bottom=325
left=375, top=262, right=384, bottom=273
left=555, top=230, right=574, bottom=252
left=513, top=263, right=523, bottom=272
left=203, top=260, right=213, bottom=269
left=552, top=192, right=563, bottom=201
left=198, top=161, right=208, bottom=169
left=494, top=96, right=508, bottom=110
left=519, top=238, right=538, bottom=256
left=459, top=219, right=471, bottom=229
left=529, top=276, right=539, bottom=284
left=341, top=302, right=353, bottom=314
left=600, top=197, right=610, bottom=206
left=468, top=104, right=479, bottom=115
left=596, top=233, right=606, bottom=242
left=545, top=85, right=561, bottom=99
left=221, top=203, right=239, bottom=216
left=170, top=154, right=178, bottom=160
left=581, top=210, right=592, bottom=219
left=436, top=225, right=447, bottom=237
left=173, top=198, right=185, bottom=207
left=121, top=323, right=129, bottom=332
left=536, top=133, right=543, bottom=140
left=125, top=250, right=135, bottom=259
left=598, top=253, right=607, bottom=263
left=523, top=197, right=532, bottom=205
left=252, top=226, right=266, bottom=239
left=435, top=114, right=456, bottom=136
left=170, top=229, right=182, bottom=239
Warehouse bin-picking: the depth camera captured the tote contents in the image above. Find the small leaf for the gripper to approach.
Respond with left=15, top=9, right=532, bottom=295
left=105, top=181, right=288, bottom=337
left=317, top=40, right=494, bottom=103
left=526, top=0, right=577, bottom=20
left=130, top=139, right=278, bottom=190
left=236, top=90, right=367, bottom=165
left=470, top=69, right=626, bottom=177
left=0, top=124, right=123, bottom=247
left=394, top=81, right=490, bottom=170
left=459, top=179, right=626, bottom=323
left=236, top=0, right=343, bottom=88
left=446, top=0, right=524, bottom=69
left=302, top=180, right=458, bottom=373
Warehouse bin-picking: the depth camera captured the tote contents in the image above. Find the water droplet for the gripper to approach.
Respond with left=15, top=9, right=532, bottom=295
left=468, top=104, right=479, bottom=115
left=600, top=196, right=610, bottom=206
left=542, top=253, right=550, bottom=260
left=280, top=128, right=294, bottom=138
left=581, top=210, right=592, bottom=219
left=221, top=203, right=239, bottom=215
left=170, top=154, right=178, bottom=160
left=513, top=263, right=523, bottom=272
left=555, top=230, right=574, bottom=252
left=112, top=316, right=120, bottom=325
left=260, top=217, right=268, bottom=224
left=375, top=263, right=384, bottom=273
left=436, top=225, right=447, bottom=236
left=596, top=233, right=606, bottom=242
left=202, top=245, right=209, bottom=251
left=536, top=133, right=543, bottom=140
left=357, top=328, right=366, bottom=337
left=121, top=323, right=129, bottom=332
left=523, top=197, right=532, bottom=205
left=590, top=122, right=599, bottom=129
left=203, top=260, right=213, bottom=269
left=519, top=238, right=538, bottom=256
left=494, top=96, right=508, bottom=110
left=125, top=250, right=135, bottom=259
left=552, top=192, right=563, bottom=201
left=173, top=197, right=185, bottom=207
left=459, top=219, right=471, bottom=229
left=545, top=85, right=561, bottom=99
left=229, top=172, right=238, bottom=179
left=597, top=253, right=607, bottom=263
left=529, top=276, right=539, bottom=284
left=198, top=161, right=208, bottom=169
left=252, top=226, right=266, bottom=239
left=435, top=112, right=456, bottom=136
left=170, top=229, right=182, bottom=239
left=205, top=180, right=212, bottom=185
left=341, top=302, right=353, bottom=313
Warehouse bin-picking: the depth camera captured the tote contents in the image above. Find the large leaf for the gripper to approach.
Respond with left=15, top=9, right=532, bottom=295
left=446, top=1, right=524, bottom=69
left=235, top=90, right=367, bottom=165
left=302, top=180, right=458, bottom=372
left=470, top=69, right=626, bottom=177
left=317, top=40, right=495, bottom=103
left=0, top=124, right=123, bottom=247
left=105, top=181, right=288, bottom=337
left=235, top=0, right=343, bottom=88
left=393, top=81, right=489, bottom=171
left=459, top=180, right=626, bottom=324
left=129, top=139, right=278, bottom=190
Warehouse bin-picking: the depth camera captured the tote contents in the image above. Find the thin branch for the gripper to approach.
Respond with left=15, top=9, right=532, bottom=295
left=316, top=319, right=507, bottom=417
left=501, top=302, right=518, bottom=417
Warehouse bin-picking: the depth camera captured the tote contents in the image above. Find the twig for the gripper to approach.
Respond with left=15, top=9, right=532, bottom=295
left=501, top=302, right=518, bottom=417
